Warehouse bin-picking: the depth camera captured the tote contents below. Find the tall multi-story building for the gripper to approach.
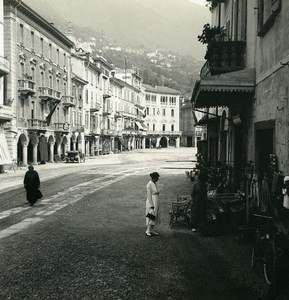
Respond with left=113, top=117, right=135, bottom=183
left=114, top=68, right=147, bottom=151
left=71, top=50, right=102, bottom=157
left=192, top=0, right=255, bottom=186
left=143, top=84, right=181, bottom=148
left=192, top=0, right=289, bottom=187
left=4, top=0, right=74, bottom=165
left=180, top=98, right=195, bottom=147
left=0, top=0, right=12, bottom=173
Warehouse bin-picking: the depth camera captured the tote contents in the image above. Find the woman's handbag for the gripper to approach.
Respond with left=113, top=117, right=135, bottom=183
left=146, top=209, right=156, bottom=220
left=37, top=189, right=43, bottom=199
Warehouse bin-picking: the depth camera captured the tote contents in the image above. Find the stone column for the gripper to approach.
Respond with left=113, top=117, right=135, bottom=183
left=32, top=143, right=38, bottom=165
left=142, top=137, right=146, bottom=149
left=49, top=143, right=54, bottom=162
left=156, top=137, right=161, bottom=148
left=57, top=143, right=61, bottom=156
left=111, top=137, right=114, bottom=153
left=22, top=142, right=28, bottom=166
left=176, top=137, right=180, bottom=148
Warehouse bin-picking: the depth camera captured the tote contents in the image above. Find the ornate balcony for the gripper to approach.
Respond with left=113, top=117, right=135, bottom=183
left=27, top=119, right=47, bottom=131
left=39, top=87, right=60, bottom=101
left=18, top=79, right=36, bottom=96
left=54, top=122, right=70, bottom=133
left=62, top=95, right=75, bottom=108
left=103, top=89, right=112, bottom=99
left=90, top=102, right=101, bottom=113
left=0, top=105, right=13, bottom=124
left=101, top=129, right=115, bottom=136
left=0, top=56, right=9, bottom=77
left=200, top=41, right=246, bottom=79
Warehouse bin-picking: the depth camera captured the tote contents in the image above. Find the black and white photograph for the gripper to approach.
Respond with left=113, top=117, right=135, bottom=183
left=0, top=0, right=289, bottom=299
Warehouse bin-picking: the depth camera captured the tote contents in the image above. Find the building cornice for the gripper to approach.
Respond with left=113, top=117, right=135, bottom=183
left=8, top=0, right=74, bottom=49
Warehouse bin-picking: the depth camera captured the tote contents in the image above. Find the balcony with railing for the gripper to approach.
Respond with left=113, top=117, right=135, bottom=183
left=0, top=56, right=9, bottom=77
left=90, top=127, right=101, bottom=135
left=62, top=95, right=75, bottom=108
left=90, top=102, right=101, bottom=113
left=103, top=89, right=112, bottom=99
left=27, top=119, right=47, bottom=130
left=101, top=129, right=115, bottom=136
left=18, top=79, right=36, bottom=96
left=102, top=107, right=113, bottom=116
left=39, top=87, right=61, bottom=101
left=0, top=105, right=13, bottom=124
left=200, top=40, right=246, bottom=79
left=54, top=122, right=70, bottom=132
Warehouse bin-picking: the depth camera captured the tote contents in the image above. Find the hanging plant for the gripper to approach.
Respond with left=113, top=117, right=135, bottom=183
left=197, top=23, right=224, bottom=45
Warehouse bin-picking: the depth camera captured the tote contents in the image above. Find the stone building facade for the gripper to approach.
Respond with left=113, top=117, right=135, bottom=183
left=4, top=0, right=74, bottom=166
left=143, top=84, right=181, bottom=148
left=192, top=0, right=289, bottom=185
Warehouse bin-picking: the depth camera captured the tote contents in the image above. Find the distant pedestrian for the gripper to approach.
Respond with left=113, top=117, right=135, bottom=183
left=145, top=172, right=161, bottom=236
left=24, top=165, right=41, bottom=206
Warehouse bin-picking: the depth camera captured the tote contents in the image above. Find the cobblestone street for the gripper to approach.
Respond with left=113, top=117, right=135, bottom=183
left=0, top=149, right=268, bottom=299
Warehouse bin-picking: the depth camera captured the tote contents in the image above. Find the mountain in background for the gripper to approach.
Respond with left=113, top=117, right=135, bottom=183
left=23, top=0, right=209, bottom=60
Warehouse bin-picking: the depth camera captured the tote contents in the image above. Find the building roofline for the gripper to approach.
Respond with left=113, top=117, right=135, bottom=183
left=10, top=0, right=74, bottom=48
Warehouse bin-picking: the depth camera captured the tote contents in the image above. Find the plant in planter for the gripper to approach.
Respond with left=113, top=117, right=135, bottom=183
left=197, top=23, right=224, bottom=45
left=206, top=0, right=222, bottom=11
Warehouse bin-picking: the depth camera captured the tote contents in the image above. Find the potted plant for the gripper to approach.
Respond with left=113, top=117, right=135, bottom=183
left=197, top=23, right=224, bottom=45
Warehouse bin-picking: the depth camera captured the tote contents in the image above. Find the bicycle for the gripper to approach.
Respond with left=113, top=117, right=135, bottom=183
left=251, top=213, right=279, bottom=286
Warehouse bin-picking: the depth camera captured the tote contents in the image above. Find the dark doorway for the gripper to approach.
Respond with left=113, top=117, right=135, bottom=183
left=187, top=137, right=193, bottom=147
left=255, top=128, right=274, bottom=179
left=160, top=137, right=168, bottom=148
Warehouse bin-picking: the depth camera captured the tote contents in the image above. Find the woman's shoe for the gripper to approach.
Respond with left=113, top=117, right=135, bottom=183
left=145, top=231, right=152, bottom=236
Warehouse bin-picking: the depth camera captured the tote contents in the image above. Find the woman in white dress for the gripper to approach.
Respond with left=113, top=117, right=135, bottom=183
left=146, top=172, right=160, bottom=236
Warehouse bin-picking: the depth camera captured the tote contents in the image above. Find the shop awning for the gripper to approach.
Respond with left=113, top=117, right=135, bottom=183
left=192, top=68, right=255, bottom=109
left=135, top=121, right=144, bottom=130
left=118, top=137, right=127, bottom=148
left=0, top=133, right=12, bottom=164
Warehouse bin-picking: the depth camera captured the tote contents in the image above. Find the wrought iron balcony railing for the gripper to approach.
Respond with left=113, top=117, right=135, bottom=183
left=200, top=40, right=246, bottom=79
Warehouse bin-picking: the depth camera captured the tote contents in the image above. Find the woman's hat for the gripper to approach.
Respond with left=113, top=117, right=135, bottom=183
left=150, top=172, right=160, bottom=179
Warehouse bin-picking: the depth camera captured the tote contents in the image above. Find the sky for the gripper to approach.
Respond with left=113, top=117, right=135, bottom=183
left=190, top=0, right=207, bottom=7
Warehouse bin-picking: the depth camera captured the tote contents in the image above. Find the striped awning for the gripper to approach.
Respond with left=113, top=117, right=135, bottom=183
left=0, top=133, right=12, bottom=164
left=192, top=68, right=255, bottom=109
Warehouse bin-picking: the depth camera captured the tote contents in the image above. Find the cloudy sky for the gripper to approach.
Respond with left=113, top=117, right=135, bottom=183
left=190, top=0, right=207, bottom=7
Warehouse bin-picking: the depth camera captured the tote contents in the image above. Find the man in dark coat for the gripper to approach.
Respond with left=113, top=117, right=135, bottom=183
left=191, top=170, right=208, bottom=232
left=24, top=165, right=41, bottom=206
